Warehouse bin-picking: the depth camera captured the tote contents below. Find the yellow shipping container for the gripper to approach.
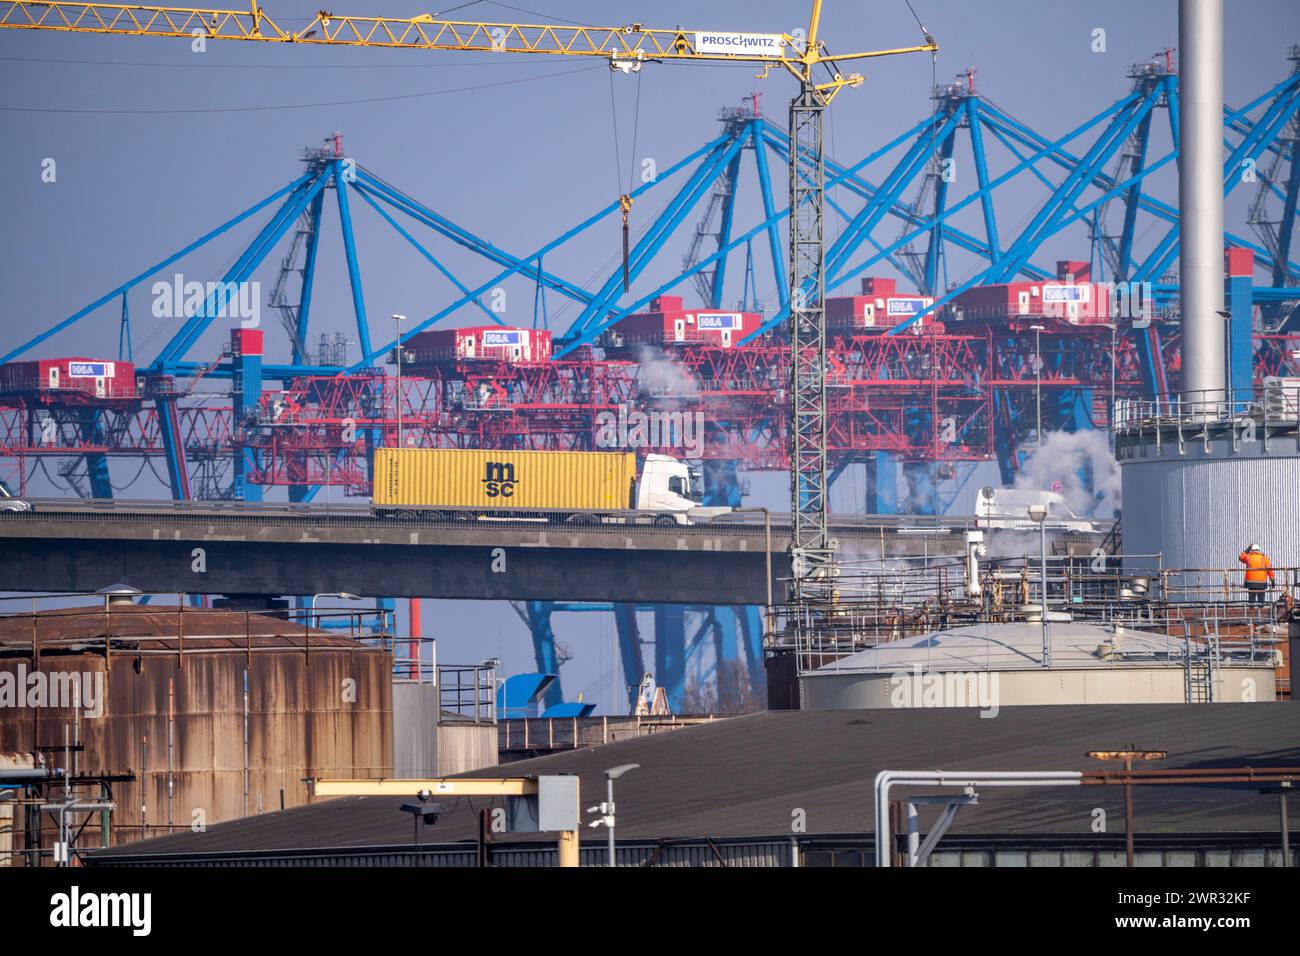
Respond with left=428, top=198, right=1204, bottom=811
left=373, top=448, right=637, bottom=511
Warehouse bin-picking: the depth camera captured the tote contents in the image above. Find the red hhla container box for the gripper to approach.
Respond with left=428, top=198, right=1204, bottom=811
left=952, top=262, right=1112, bottom=326
left=405, top=326, right=552, bottom=363
left=0, top=357, right=137, bottom=400
left=826, top=277, right=935, bottom=333
left=610, top=296, right=764, bottom=348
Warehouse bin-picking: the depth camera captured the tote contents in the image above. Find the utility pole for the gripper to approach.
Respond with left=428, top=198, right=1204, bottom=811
left=1105, top=321, right=1118, bottom=450
left=1029, top=503, right=1050, bottom=667
left=1086, top=748, right=1167, bottom=867
left=589, top=763, right=639, bottom=867
left=1030, top=324, right=1045, bottom=451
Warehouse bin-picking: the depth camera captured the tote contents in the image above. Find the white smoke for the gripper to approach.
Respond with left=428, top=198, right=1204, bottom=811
left=635, top=345, right=699, bottom=400
left=981, top=530, right=1047, bottom=560
left=1013, top=429, right=1120, bottom=518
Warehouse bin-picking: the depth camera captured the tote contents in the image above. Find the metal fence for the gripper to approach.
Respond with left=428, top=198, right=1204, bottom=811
left=498, top=714, right=724, bottom=753
left=85, top=833, right=1298, bottom=868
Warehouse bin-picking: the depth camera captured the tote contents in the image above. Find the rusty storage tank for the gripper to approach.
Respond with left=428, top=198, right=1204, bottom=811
left=0, top=596, right=393, bottom=858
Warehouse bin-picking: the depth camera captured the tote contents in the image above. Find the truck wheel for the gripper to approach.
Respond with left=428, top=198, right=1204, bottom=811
left=654, top=515, right=678, bottom=527
left=566, top=513, right=597, bottom=525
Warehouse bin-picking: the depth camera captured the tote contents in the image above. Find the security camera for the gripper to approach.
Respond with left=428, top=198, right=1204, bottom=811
left=401, top=801, right=444, bottom=825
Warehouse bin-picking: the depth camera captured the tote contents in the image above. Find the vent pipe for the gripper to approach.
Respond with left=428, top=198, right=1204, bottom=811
left=96, top=583, right=142, bottom=609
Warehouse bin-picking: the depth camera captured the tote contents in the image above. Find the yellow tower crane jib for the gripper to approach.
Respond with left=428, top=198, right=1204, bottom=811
left=0, top=2, right=936, bottom=100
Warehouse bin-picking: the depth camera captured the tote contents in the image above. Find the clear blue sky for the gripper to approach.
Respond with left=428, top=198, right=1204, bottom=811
left=4, top=0, right=1296, bottom=366
left=2, top=1, right=1297, bottom=712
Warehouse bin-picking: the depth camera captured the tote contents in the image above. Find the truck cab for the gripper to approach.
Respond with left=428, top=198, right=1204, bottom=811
left=635, top=454, right=729, bottom=525
left=974, top=487, right=1100, bottom=533
left=0, top=479, right=32, bottom=513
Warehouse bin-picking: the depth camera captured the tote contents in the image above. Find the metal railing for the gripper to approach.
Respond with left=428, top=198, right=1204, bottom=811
left=1113, top=384, right=1300, bottom=436
left=499, top=714, right=722, bottom=753
left=0, top=593, right=439, bottom=683
left=0, top=498, right=1108, bottom=545
left=437, top=662, right=497, bottom=724
left=767, top=557, right=1294, bottom=680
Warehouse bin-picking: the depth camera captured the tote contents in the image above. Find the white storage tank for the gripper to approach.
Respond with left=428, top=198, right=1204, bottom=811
left=1114, top=395, right=1300, bottom=586
left=799, top=622, right=1277, bottom=710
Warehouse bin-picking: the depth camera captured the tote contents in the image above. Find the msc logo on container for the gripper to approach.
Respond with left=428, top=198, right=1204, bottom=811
left=482, top=461, right=517, bottom=498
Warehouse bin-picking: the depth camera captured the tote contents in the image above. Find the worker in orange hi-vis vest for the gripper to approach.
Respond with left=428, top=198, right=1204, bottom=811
left=1238, top=544, right=1276, bottom=606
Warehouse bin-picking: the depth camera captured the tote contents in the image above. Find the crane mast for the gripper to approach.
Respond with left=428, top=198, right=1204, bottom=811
left=2, top=0, right=938, bottom=655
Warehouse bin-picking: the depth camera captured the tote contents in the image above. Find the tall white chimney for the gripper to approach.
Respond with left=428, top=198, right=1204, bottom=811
left=1178, top=0, right=1226, bottom=402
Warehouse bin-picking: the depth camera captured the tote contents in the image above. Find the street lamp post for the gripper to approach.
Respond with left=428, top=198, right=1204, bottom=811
left=1030, top=324, right=1046, bottom=451
left=392, top=313, right=407, bottom=448
left=1105, top=322, right=1118, bottom=450
left=1109, top=323, right=1117, bottom=418
left=1028, top=504, right=1050, bottom=668
left=589, top=763, right=639, bottom=867
left=310, top=591, right=361, bottom=629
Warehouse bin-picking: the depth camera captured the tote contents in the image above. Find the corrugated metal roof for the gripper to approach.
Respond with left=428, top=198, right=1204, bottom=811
left=88, top=702, right=1299, bottom=862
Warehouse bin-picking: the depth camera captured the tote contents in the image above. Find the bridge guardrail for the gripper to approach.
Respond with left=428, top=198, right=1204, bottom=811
left=0, top=498, right=1055, bottom=539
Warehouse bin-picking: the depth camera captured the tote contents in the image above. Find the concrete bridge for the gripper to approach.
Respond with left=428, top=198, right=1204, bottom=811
left=0, top=501, right=1103, bottom=604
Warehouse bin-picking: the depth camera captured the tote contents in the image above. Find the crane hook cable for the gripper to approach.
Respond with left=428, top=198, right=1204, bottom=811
left=608, top=64, right=643, bottom=293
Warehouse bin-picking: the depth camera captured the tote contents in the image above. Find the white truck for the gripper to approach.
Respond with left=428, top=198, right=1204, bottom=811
left=974, top=486, right=1102, bottom=533
left=0, top=480, right=31, bottom=513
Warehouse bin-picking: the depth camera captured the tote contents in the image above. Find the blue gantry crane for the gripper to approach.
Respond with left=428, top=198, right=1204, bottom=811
left=2, top=38, right=1299, bottom=710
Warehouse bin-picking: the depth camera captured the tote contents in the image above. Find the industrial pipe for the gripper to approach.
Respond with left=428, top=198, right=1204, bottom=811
left=873, top=770, right=1083, bottom=867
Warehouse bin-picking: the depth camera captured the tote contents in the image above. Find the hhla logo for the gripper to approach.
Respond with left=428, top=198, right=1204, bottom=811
left=0, top=666, right=105, bottom=718
left=595, top=404, right=704, bottom=458
left=889, top=665, right=1000, bottom=718
left=50, top=887, right=151, bottom=936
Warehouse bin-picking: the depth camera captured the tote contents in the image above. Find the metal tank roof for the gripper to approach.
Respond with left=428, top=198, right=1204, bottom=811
left=812, top=621, right=1212, bottom=673
left=0, top=603, right=366, bottom=652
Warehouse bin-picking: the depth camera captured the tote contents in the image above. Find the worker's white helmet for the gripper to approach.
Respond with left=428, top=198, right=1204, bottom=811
left=1249, top=543, right=1261, bottom=552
